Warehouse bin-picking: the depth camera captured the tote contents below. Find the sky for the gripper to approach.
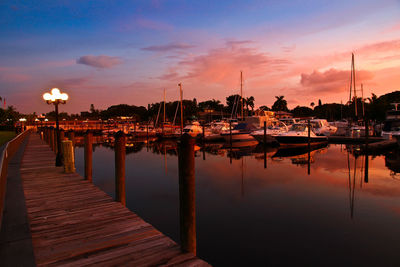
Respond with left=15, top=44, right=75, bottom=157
left=0, top=0, right=399, bottom=114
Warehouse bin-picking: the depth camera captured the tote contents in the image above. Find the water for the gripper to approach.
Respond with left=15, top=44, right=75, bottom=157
left=75, top=141, right=400, bottom=266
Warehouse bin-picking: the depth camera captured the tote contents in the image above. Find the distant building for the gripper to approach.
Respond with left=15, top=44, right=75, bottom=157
left=198, top=109, right=230, bottom=122
left=274, top=111, right=293, bottom=119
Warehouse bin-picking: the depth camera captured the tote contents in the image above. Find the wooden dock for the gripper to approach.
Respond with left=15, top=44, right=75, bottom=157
left=20, top=134, right=209, bottom=266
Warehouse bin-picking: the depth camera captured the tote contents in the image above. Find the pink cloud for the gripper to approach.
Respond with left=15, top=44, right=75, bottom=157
left=172, top=41, right=290, bottom=87
left=356, top=39, right=400, bottom=55
left=48, top=77, right=91, bottom=88
left=0, top=67, right=30, bottom=83
left=141, top=42, right=195, bottom=52
left=300, top=68, right=374, bottom=94
left=39, top=60, right=75, bottom=68
left=76, top=55, right=123, bottom=68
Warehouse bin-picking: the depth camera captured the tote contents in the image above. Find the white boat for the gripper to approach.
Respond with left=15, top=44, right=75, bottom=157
left=202, top=120, right=234, bottom=141
left=182, top=121, right=203, bottom=137
left=221, top=123, right=258, bottom=143
left=382, top=103, right=400, bottom=140
left=275, top=123, right=328, bottom=148
left=330, top=119, right=349, bottom=136
left=251, top=120, right=288, bottom=144
left=310, top=119, right=337, bottom=136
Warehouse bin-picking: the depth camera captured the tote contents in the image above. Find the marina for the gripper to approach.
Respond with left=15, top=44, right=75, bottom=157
left=1, top=1, right=400, bottom=265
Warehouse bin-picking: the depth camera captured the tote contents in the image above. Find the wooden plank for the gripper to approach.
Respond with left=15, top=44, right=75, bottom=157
left=20, top=134, right=210, bottom=266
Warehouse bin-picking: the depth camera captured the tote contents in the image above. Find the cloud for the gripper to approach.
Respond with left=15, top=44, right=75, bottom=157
left=357, top=39, right=400, bottom=55
left=225, top=40, right=254, bottom=47
left=49, top=77, right=90, bottom=88
left=0, top=67, right=30, bottom=83
left=300, top=68, right=374, bottom=94
left=141, top=42, right=195, bottom=52
left=174, top=41, right=291, bottom=85
left=76, top=55, right=123, bottom=68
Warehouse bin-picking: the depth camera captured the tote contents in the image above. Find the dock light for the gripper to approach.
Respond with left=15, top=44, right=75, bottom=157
left=19, top=118, right=27, bottom=122
left=43, top=88, right=69, bottom=166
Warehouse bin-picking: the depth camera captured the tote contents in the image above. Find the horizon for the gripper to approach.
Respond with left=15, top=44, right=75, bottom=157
left=1, top=0, right=399, bottom=114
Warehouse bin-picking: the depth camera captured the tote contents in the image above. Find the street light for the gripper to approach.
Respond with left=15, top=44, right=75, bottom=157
left=43, top=88, right=69, bottom=166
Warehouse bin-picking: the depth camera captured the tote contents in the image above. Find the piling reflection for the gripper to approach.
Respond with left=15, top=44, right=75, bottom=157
left=115, top=131, right=126, bottom=206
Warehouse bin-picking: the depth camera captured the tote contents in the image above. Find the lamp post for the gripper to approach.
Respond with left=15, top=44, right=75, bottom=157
left=43, top=88, right=69, bottom=166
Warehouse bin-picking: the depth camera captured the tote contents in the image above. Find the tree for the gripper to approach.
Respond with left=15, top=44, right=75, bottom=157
left=226, top=94, right=242, bottom=116
left=272, top=96, right=288, bottom=111
left=310, top=102, right=315, bottom=108
left=90, top=104, right=95, bottom=113
left=259, top=105, right=270, bottom=111
left=318, top=99, right=322, bottom=106
left=198, top=99, right=223, bottom=111
left=291, top=106, right=313, bottom=117
left=246, top=96, right=255, bottom=113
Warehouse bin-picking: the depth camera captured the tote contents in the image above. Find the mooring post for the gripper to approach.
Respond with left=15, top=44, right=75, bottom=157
left=62, top=140, right=75, bottom=173
left=60, top=129, right=65, bottom=141
left=178, top=134, right=196, bottom=254
left=365, top=118, right=369, bottom=183
left=308, top=120, right=311, bottom=175
left=115, top=131, right=126, bottom=206
left=229, top=120, right=232, bottom=146
left=68, top=130, right=75, bottom=147
left=264, top=121, right=267, bottom=169
left=84, top=131, right=93, bottom=182
left=50, top=127, right=55, bottom=151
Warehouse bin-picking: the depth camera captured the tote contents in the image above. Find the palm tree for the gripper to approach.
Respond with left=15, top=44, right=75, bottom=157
left=246, top=96, right=255, bottom=112
left=310, top=102, right=315, bottom=109
left=272, top=96, right=288, bottom=111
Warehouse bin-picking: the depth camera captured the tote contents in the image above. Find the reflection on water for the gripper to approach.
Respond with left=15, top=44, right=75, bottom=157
left=74, top=138, right=400, bottom=266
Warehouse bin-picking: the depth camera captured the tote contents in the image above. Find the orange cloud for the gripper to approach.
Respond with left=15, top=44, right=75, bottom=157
left=173, top=41, right=291, bottom=87
left=300, top=68, right=374, bottom=94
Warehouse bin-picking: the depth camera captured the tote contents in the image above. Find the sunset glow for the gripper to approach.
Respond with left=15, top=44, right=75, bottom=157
left=1, top=0, right=399, bottom=113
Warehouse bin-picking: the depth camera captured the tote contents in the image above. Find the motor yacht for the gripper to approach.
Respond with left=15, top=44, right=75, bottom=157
left=275, top=123, right=328, bottom=148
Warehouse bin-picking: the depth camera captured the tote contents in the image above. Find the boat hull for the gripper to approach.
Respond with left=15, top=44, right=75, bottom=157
left=275, top=136, right=328, bottom=148
left=251, top=134, right=279, bottom=144
left=221, top=132, right=256, bottom=143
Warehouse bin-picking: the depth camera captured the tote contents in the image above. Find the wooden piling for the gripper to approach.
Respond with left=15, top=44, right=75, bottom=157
left=308, top=120, right=311, bottom=175
left=365, top=118, right=369, bottom=183
left=50, top=128, right=55, bottom=152
left=178, top=134, right=196, bottom=254
left=84, top=131, right=93, bottom=182
left=68, top=130, right=75, bottom=147
left=115, top=131, right=126, bottom=206
left=62, top=140, right=75, bottom=173
left=229, top=120, right=232, bottom=146
left=60, top=129, right=65, bottom=140
left=264, top=121, right=267, bottom=169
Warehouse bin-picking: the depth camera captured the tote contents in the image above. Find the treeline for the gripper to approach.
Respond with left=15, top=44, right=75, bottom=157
left=2, top=91, right=400, bottom=125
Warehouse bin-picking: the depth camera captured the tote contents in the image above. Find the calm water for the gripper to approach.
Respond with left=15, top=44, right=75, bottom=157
left=75, top=140, right=400, bottom=266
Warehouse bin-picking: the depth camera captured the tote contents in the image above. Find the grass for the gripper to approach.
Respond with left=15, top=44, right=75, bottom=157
left=0, top=131, right=16, bottom=147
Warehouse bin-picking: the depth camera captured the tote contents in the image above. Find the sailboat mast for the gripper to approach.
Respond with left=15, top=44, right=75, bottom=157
left=352, top=53, right=358, bottom=118
left=163, top=88, right=166, bottom=124
left=179, top=83, right=184, bottom=134
left=361, top=83, right=365, bottom=118
left=240, top=71, right=244, bottom=119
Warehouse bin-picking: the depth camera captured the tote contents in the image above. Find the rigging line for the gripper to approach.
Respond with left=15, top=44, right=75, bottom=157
left=173, top=101, right=179, bottom=126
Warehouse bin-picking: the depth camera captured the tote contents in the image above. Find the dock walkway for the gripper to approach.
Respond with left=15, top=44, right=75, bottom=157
left=20, top=134, right=209, bottom=266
